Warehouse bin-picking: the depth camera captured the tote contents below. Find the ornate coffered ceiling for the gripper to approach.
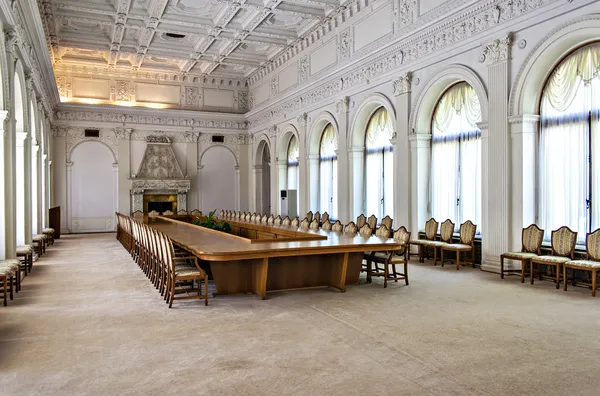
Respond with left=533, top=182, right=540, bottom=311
left=40, top=0, right=344, bottom=80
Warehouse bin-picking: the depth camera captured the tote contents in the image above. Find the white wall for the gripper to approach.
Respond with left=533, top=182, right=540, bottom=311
left=70, top=141, right=116, bottom=232
left=199, top=146, right=237, bottom=214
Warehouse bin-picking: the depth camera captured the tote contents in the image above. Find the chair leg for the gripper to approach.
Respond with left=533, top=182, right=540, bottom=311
left=456, top=251, right=460, bottom=270
left=392, top=264, right=398, bottom=282
left=531, top=262, right=535, bottom=285
left=404, top=260, right=409, bottom=285
left=592, top=269, right=597, bottom=297
left=2, top=277, right=6, bottom=306
left=521, top=260, right=526, bottom=283
left=501, top=256, right=504, bottom=279
left=563, top=266, right=568, bottom=291
left=556, top=264, right=560, bottom=289
left=383, top=264, right=388, bottom=288
left=204, top=277, right=209, bottom=306
left=168, top=279, right=176, bottom=308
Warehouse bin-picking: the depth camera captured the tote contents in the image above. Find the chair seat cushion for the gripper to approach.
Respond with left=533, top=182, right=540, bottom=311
left=531, top=255, right=570, bottom=264
left=565, top=260, right=600, bottom=269
left=175, top=267, right=204, bottom=276
left=0, top=259, right=20, bottom=271
left=502, top=252, right=538, bottom=260
left=16, top=245, right=33, bottom=254
left=421, top=240, right=447, bottom=247
left=32, top=235, right=46, bottom=241
left=42, top=228, right=55, bottom=233
left=444, top=243, right=472, bottom=251
left=370, top=252, right=391, bottom=263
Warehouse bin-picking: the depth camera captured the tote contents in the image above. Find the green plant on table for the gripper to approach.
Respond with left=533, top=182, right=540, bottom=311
left=193, top=210, right=232, bottom=233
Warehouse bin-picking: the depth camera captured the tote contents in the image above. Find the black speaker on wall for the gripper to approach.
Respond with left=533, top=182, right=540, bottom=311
left=211, top=135, right=224, bottom=143
left=84, top=129, right=100, bottom=138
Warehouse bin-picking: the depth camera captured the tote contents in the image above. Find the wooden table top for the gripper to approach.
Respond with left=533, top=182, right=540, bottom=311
left=148, top=216, right=402, bottom=261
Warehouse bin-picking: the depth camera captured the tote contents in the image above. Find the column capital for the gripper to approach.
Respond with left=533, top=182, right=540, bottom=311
left=335, top=96, right=351, bottom=114
left=393, top=72, right=412, bottom=96
left=4, top=28, right=19, bottom=54
left=297, top=112, right=309, bottom=127
left=66, top=161, right=74, bottom=170
left=483, top=34, right=512, bottom=65
left=16, top=131, right=29, bottom=147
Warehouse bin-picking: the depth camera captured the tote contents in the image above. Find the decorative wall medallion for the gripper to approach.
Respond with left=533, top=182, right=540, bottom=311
left=238, top=92, right=249, bottom=110
left=298, top=56, right=309, bottom=83
left=116, top=81, right=131, bottom=101
left=270, top=76, right=278, bottom=97
left=518, top=39, right=527, bottom=49
left=185, top=87, right=199, bottom=107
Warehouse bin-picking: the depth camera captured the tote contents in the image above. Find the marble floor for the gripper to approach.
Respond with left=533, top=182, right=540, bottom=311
left=2, top=233, right=600, bottom=396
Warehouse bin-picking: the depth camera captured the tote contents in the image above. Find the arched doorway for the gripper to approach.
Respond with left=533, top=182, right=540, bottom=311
left=260, top=144, right=271, bottom=214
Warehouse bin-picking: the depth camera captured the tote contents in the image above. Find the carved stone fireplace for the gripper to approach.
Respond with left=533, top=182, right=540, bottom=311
left=130, top=135, right=191, bottom=214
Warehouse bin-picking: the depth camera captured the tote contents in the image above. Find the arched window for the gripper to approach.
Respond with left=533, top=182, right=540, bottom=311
left=319, top=124, right=337, bottom=218
left=287, top=135, right=299, bottom=191
left=430, top=82, right=482, bottom=231
left=539, top=42, right=600, bottom=243
left=364, top=107, right=393, bottom=220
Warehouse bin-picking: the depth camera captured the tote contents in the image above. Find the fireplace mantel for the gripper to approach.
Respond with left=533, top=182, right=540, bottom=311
left=130, top=178, right=191, bottom=214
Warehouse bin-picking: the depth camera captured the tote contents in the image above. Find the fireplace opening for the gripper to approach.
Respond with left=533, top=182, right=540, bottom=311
left=148, top=201, right=174, bottom=214
left=143, top=194, right=177, bottom=215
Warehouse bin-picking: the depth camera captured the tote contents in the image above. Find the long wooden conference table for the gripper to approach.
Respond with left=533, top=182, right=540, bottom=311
left=148, top=215, right=402, bottom=299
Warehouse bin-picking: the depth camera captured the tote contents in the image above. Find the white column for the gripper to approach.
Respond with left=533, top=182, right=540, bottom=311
left=481, top=35, right=512, bottom=273
left=31, top=143, right=40, bottom=235
left=16, top=131, right=30, bottom=245
left=393, top=73, right=412, bottom=229
left=335, top=97, right=350, bottom=222
left=112, top=163, right=119, bottom=229
left=196, top=165, right=203, bottom=211
left=348, top=147, right=364, bottom=220
left=0, top=110, right=8, bottom=259
left=4, top=29, right=18, bottom=258
left=409, top=134, right=431, bottom=236
left=116, top=128, right=132, bottom=214
left=308, top=154, right=319, bottom=212
left=234, top=165, right=241, bottom=211
left=276, top=159, right=287, bottom=214
left=297, top=113, right=309, bottom=215
left=253, top=165, right=263, bottom=212
left=66, top=161, right=73, bottom=233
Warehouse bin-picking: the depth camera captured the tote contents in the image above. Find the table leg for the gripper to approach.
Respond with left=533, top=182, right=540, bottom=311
left=330, top=252, right=349, bottom=292
left=252, top=257, right=269, bottom=299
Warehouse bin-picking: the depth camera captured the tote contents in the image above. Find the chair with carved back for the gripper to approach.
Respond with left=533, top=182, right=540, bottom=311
left=291, top=216, right=300, bottom=227
left=368, top=227, right=411, bottom=287
left=322, top=219, right=333, bottom=231
left=367, top=215, right=377, bottom=233
left=267, top=215, right=275, bottom=225
left=261, top=215, right=268, bottom=224
left=321, top=212, right=330, bottom=225
left=441, top=221, right=477, bottom=270
left=274, top=215, right=282, bottom=226
left=356, top=214, right=367, bottom=229
left=305, top=211, right=314, bottom=223
left=421, top=219, right=454, bottom=266
left=331, top=220, right=343, bottom=232
left=359, top=224, right=373, bottom=238
left=310, top=219, right=319, bottom=230
left=344, top=221, right=358, bottom=235
left=314, top=211, right=321, bottom=224
left=219, top=210, right=225, bottom=218
left=300, top=217, right=310, bottom=229
left=362, top=224, right=391, bottom=279
left=250, top=213, right=257, bottom=222
left=381, top=215, right=393, bottom=232
left=564, top=229, right=600, bottom=296
left=190, top=209, right=202, bottom=217
left=282, top=216, right=291, bottom=226
left=177, top=209, right=187, bottom=215
left=500, top=224, right=544, bottom=281
left=162, top=210, right=174, bottom=216
left=410, top=218, right=438, bottom=262
left=531, top=226, right=577, bottom=288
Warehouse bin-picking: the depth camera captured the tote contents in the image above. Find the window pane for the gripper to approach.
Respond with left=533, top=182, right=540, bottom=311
left=365, top=107, right=394, bottom=220
left=319, top=124, right=338, bottom=218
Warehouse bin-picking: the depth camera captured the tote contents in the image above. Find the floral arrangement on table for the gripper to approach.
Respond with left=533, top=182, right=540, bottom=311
left=193, top=210, right=232, bottom=233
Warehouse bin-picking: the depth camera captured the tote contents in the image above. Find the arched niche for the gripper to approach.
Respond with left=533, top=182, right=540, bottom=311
left=277, top=124, right=300, bottom=161
left=69, top=141, right=117, bottom=233
left=510, top=15, right=600, bottom=116
left=308, top=111, right=339, bottom=156
left=254, top=133, right=272, bottom=213
left=410, top=64, right=489, bottom=134
left=350, top=93, right=396, bottom=149
left=199, top=145, right=239, bottom=213
left=68, top=139, right=118, bottom=164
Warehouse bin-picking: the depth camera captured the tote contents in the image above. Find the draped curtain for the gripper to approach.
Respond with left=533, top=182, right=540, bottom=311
left=365, top=107, right=394, bottom=220
left=287, top=135, right=299, bottom=190
left=430, top=82, right=482, bottom=231
left=539, top=43, right=600, bottom=243
left=319, top=124, right=338, bottom=219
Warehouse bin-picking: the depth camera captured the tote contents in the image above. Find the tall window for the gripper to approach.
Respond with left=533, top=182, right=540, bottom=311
left=539, top=43, right=600, bottom=243
left=287, top=135, right=299, bottom=191
left=319, top=124, right=337, bottom=218
left=364, top=107, right=394, bottom=220
left=430, top=82, right=482, bottom=231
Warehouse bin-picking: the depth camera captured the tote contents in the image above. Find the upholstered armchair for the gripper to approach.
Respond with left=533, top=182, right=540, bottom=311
left=344, top=221, right=358, bottom=235
left=500, top=224, right=544, bottom=281
left=250, top=213, right=256, bottom=222
left=190, top=209, right=202, bottom=216
left=331, top=220, right=343, bottom=232
left=321, top=212, right=330, bottom=225
left=314, top=211, right=321, bottom=224
left=322, top=220, right=333, bottom=231
left=162, top=210, right=174, bottom=215
left=356, top=214, right=367, bottom=229
left=219, top=210, right=225, bottom=217
left=274, top=215, right=282, bottom=226
left=530, top=226, right=577, bottom=288
left=291, top=216, right=300, bottom=227
left=410, top=218, right=439, bottom=263
left=441, top=221, right=477, bottom=270
left=148, top=210, right=159, bottom=218
left=368, top=227, right=411, bottom=287
left=306, top=211, right=314, bottom=223
left=420, top=219, right=454, bottom=266
left=381, top=215, right=393, bottom=232
left=282, top=216, right=291, bottom=226
left=177, top=209, right=187, bottom=215
left=367, top=215, right=377, bottom=232
left=261, top=215, right=268, bottom=224
left=309, top=219, right=319, bottom=230
left=267, top=215, right=275, bottom=225
left=564, top=229, right=600, bottom=296
left=300, top=217, right=310, bottom=229
left=359, top=224, right=373, bottom=238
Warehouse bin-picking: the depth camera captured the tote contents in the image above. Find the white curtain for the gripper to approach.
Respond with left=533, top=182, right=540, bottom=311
left=430, top=82, right=482, bottom=231
left=319, top=124, right=338, bottom=219
left=539, top=43, right=600, bottom=243
left=365, top=107, right=394, bottom=220
left=287, top=135, right=299, bottom=191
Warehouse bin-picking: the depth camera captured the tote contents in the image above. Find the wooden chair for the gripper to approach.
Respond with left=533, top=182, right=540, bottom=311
left=331, top=220, right=343, bottom=232
left=148, top=210, right=159, bottom=217
left=306, top=211, right=314, bottom=223
left=282, top=216, right=291, bottom=226
left=0, top=259, right=20, bottom=304
left=32, top=234, right=47, bottom=256
left=190, top=209, right=202, bottom=216
left=530, top=226, right=577, bottom=288
left=344, top=221, right=358, bottom=234
left=421, top=219, right=454, bottom=266
left=368, top=227, right=411, bottom=287
left=300, top=217, right=310, bottom=229
left=250, top=213, right=257, bottom=222
left=310, top=219, right=319, bottom=230
left=274, top=215, right=282, bottom=226
left=261, top=215, right=268, bottom=224
left=163, top=210, right=174, bottom=215
left=441, top=221, right=477, bottom=270
left=291, top=216, right=300, bottom=227
left=356, top=214, right=367, bottom=229
left=267, top=215, right=275, bottom=225
left=500, top=224, right=544, bottom=281
left=314, top=211, right=321, bottom=224
left=219, top=210, right=225, bottom=217
left=16, top=245, right=34, bottom=275
left=410, top=218, right=439, bottom=263
left=564, top=229, right=600, bottom=296
left=177, top=209, right=187, bottom=215
left=42, top=228, right=55, bottom=245
left=359, top=224, right=373, bottom=238
left=362, top=225, right=391, bottom=278
left=321, top=212, right=330, bottom=225
left=367, top=215, right=377, bottom=232
left=322, top=220, right=332, bottom=231
left=381, top=215, right=393, bottom=232
left=0, top=266, right=11, bottom=306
